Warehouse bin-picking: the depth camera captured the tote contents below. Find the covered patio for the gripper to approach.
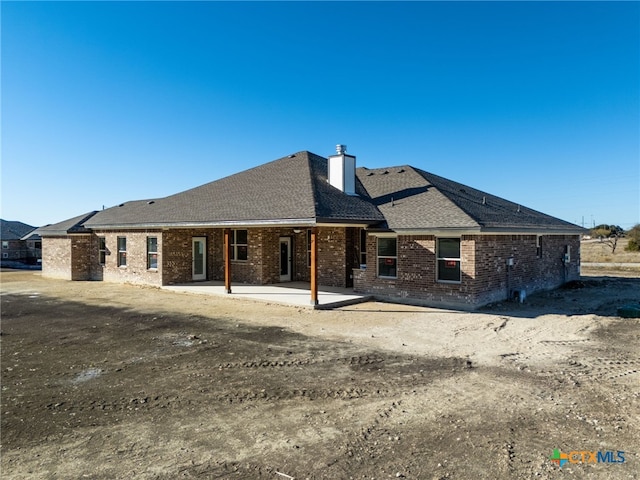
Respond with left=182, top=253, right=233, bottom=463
left=162, top=281, right=371, bottom=309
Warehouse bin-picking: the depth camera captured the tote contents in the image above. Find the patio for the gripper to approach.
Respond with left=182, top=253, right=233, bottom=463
left=162, top=281, right=371, bottom=309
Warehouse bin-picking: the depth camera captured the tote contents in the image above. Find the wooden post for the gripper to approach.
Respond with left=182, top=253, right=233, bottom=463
left=224, top=228, right=232, bottom=294
left=310, top=227, right=318, bottom=306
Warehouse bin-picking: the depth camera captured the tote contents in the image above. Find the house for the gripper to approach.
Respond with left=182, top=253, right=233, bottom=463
left=0, top=219, right=41, bottom=265
left=35, top=146, right=585, bottom=309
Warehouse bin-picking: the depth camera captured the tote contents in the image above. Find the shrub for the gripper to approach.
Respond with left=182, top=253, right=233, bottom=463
left=626, top=224, right=640, bottom=252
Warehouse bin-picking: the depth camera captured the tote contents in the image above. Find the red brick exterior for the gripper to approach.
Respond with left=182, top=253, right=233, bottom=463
left=41, top=226, right=360, bottom=288
left=42, top=228, right=580, bottom=308
left=353, top=233, right=581, bottom=308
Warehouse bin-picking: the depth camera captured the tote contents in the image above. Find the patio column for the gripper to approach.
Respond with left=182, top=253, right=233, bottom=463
left=310, top=227, right=318, bottom=306
left=224, top=228, right=232, bottom=294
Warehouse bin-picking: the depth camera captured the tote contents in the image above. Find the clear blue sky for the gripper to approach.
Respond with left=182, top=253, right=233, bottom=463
left=2, top=1, right=639, bottom=229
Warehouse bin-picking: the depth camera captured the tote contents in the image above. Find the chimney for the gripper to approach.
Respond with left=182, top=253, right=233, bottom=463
left=328, top=144, right=357, bottom=195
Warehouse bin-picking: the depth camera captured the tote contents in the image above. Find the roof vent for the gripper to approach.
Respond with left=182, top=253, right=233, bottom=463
left=147, top=200, right=155, bottom=205
left=118, top=203, right=125, bottom=207
left=336, top=144, right=347, bottom=154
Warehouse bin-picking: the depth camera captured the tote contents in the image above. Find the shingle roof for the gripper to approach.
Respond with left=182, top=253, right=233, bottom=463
left=41, top=150, right=584, bottom=235
left=356, top=165, right=585, bottom=233
left=84, top=151, right=385, bottom=228
left=0, top=219, right=37, bottom=240
left=33, top=212, right=97, bottom=236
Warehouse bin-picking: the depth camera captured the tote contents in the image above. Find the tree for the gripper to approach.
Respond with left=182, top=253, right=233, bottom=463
left=626, top=224, right=640, bottom=252
left=591, top=224, right=625, bottom=254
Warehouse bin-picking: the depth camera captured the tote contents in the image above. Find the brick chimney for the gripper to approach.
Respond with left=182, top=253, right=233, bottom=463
left=328, top=144, right=356, bottom=195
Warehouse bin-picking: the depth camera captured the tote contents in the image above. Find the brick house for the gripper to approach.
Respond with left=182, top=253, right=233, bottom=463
left=0, top=219, right=41, bottom=265
left=35, top=146, right=585, bottom=309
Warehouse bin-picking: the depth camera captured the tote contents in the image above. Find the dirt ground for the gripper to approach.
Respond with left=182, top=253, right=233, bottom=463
left=1, top=270, right=639, bottom=479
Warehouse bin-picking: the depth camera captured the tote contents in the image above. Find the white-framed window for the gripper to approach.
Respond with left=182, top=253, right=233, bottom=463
left=231, top=229, right=248, bottom=261
left=147, top=237, right=158, bottom=269
left=2, top=252, right=8, bottom=259
left=2, top=241, right=8, bottom=249
left=98, top=237, right=106, bottom=265
left=360, top=229, right=367, bottom=267
left=117, top=237, right=127, bottom=267
left=437, top=238, right=461, bottom=282
left=377, top=237, right=397, bottom=278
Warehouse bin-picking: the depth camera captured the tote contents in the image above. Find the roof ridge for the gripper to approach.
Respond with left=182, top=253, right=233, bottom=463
left=305, top=152, right=325, bottom=219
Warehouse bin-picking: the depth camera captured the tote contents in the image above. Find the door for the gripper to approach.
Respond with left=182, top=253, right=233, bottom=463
left=279, top=237, right=292, bottom=282
left=192, top=237, right=206, bottom=281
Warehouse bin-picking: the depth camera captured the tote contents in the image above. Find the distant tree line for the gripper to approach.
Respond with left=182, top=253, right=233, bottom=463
left=589, top=224, right=640, bottom=253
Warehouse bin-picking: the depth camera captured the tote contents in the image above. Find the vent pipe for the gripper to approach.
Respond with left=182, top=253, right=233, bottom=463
left=328, top=144, right=356, bottom=195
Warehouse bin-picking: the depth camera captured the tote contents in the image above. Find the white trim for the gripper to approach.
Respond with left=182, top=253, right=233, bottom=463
left=369, top=232, right=400, bottom=238
left=85, top=220, right=376, bottom=230
left=436, top=237, right=462, bottom=284
left=192, top=237, right=207, bottom=281
left=394, top=228, right=583, bottom=236
left=279, top=237, right=292, bottom=282
left=376, top=236, right=398, bottom=279
left=230, top=229, right=248, bottom=262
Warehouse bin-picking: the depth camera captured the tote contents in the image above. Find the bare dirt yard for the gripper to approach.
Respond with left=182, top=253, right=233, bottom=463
left=1, top=270, right=639, bottom=479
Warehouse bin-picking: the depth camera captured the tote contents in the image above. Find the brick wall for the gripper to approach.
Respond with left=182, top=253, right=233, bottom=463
left=42, top=235, right=92, bottom=280
left=472, top=235, right=580, bottom=305
left=93, top=231, right=163, bottom=286
left=354, top=233, right=582, bottom=309
left=42, top=226, right=375, bottom=290
left=316, top=227, right=348, bottom=288
left=42, top=237, right=73, bottom=280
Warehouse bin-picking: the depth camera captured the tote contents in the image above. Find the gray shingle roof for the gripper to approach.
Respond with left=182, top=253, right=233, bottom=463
left=33, top=212, right=97, bottom=236
left=84, top=151, right=384, bottom=228
left=356, top=165, right=585, bottom=233
left=0, top=219, right=37, bottom=240
left=41, top=151, right=585, bottom=235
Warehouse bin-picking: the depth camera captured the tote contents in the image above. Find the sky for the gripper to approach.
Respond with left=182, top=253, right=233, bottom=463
left=2, top=1, right=639, bottom=230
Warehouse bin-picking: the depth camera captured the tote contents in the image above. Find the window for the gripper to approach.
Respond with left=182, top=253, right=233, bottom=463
left=231, top=229, right=248, bottom=261
left=437, top=238, right=461, bottom=282
left=98, top=237, right=106, bottom=265
left=147, top=237, right=158, bottom=269
left=35, top=241, right=42, bottom=250
left=2, top=241, right=8, bottom=249
left=307, top=229, right=312, bottom=267
left=117, top=237, right=127, bottom=267
left=360, top=229, right=367, bottom=267
left=2, top=253, right=8, bottom=259
left=536, top=235, right=542, bottom=258
left=377, top=237, right=397, bottom=278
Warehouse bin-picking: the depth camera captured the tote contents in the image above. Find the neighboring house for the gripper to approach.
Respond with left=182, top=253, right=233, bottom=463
left=34, top=146, right=585, bottom=309
left=0, top=219, right=41, bottom=265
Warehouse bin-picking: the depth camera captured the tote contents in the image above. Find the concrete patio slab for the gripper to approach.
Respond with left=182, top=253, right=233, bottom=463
left=162, top=281, right=371, bottom=309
